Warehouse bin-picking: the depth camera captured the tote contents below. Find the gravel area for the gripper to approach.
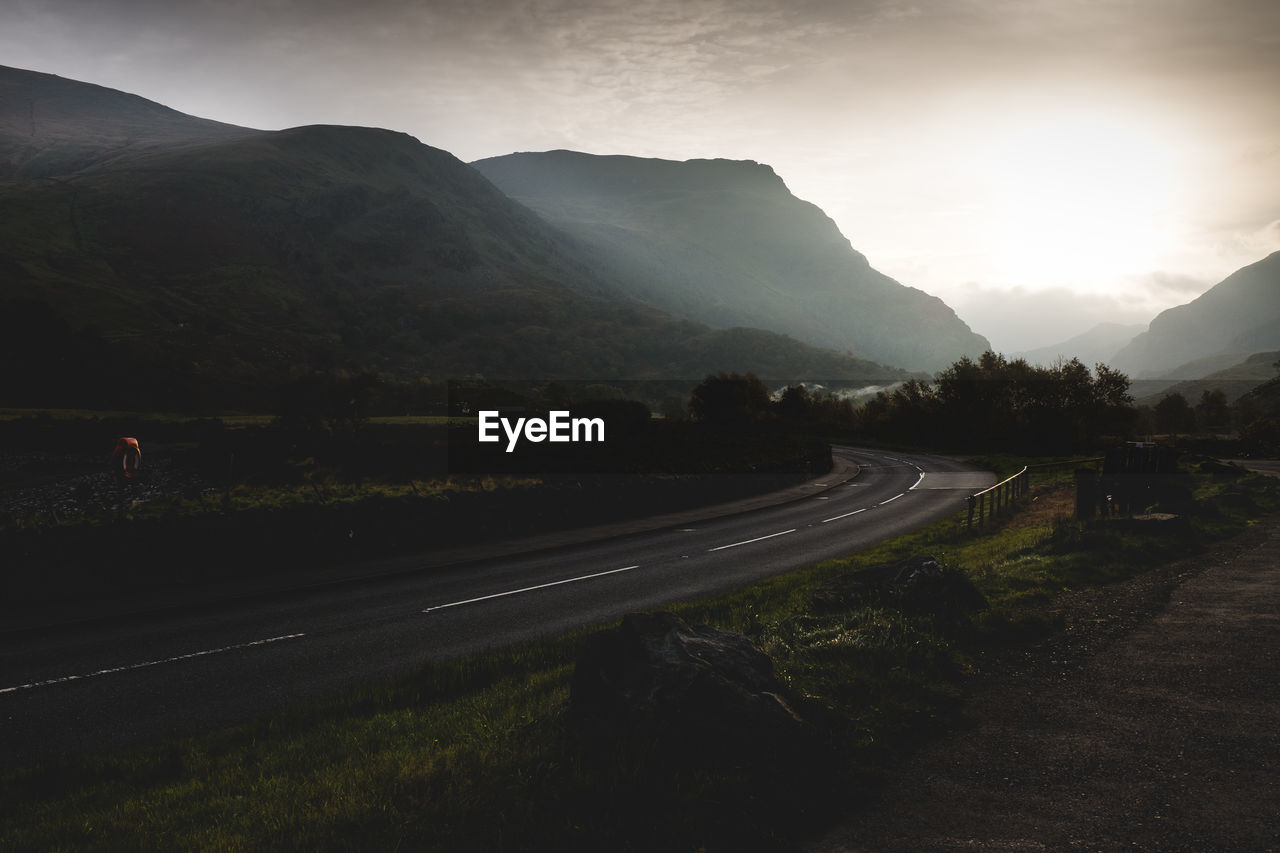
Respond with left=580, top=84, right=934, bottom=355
left=808, top=515, right=1280, bottom=853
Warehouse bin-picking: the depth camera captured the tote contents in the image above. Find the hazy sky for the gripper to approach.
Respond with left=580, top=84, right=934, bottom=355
left=4, top=0, right=1278, bottom=353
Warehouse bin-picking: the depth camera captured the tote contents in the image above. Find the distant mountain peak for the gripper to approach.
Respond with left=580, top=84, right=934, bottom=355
left=474, top=149, right=788, bottom=200
left=1014, top=322, right=1149, bottom=368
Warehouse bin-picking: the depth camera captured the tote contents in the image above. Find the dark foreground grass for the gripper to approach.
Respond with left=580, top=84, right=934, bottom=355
left=4, top=458, right=1278, bottom=852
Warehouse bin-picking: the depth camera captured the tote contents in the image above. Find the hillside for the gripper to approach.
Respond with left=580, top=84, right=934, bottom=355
left=0, top=65, right=259, bottom=178
left=472, top=150, right=990, bottom=372
left=1014, top=322, right=1147, bottom=368
left=1111, top=252, right=1280, bottom=379
left=0, top=66, right=904, bottom=410
left=1135, top=350, right=1280, bottom=406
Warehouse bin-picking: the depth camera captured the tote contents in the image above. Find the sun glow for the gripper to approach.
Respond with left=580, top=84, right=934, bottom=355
left=975, top=114, right=1180, bottom=291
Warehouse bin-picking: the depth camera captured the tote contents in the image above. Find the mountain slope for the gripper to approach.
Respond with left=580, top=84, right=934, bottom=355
left=1015, top=322, right=1147, bottom=368
left=1111, top=252, right=1280, bottom=379
left=0, top=66, right=903, bottom=409
left=0, top=64, right=259, bottom=179
left=471, top=150, right=990, bottom=371
left=1134, top=350, right=1280, bottom=406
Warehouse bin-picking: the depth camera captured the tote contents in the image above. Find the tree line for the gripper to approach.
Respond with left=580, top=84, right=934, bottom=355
left=853, top=352, right=1134, bottom=451
left=686, top=353, right=1138, bottom=453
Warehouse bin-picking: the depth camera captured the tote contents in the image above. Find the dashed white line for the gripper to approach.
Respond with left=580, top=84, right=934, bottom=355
left=822, top=507, right=869, bottom=523
left=0, top=633, right=307, bottom=695
left=909, top=472, right=926, bottom=490
left=707, top=528, right=797, bottom=552
left=423, top=565, right=640, bottom=612
left=879, top=493, right=905, bottom=505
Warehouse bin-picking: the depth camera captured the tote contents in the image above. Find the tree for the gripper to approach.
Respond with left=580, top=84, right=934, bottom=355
left=1154, top=393, right=1195, bottom=435
left=688, top=372, right=771, bottom=427
left=1195, top=389, right=1230, bottom=433
left=854, top=351, right=1135, bottom=450
left=775, top=385, right=812, bottom=422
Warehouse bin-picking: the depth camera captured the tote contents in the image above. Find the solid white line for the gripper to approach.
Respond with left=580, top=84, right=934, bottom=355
left=423, top=565, right=640, bottom=612
left=707, top=528, right=797, bottom=552
left=909, top=472, right=926, bottom=490
left=0, top=633, right=307, bottom=695
left=822, top=507, right=869, bottom=523
left=879, top=493, right=905, bottom=505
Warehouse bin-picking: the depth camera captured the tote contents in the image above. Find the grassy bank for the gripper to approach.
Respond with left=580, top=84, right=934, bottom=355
left=3, top=457, right=1278, bottom=851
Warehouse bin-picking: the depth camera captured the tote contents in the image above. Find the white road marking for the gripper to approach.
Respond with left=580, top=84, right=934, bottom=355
left=879, top=493, right=905, bottom=505
left=909, top=472, right=926, bottom=490
left=423, top=565, right=640, bottom=612
left=707, top=528, right=797, bottom=552
left=822, top=507, right=868, bottom=523
left=0, top=633, right=307, bottom=695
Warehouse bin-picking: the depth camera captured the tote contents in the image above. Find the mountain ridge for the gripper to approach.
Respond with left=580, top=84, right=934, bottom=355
left=472, top=149, right=991, bottom=371
left=1014, top=322, right=1148, bottom=368
left=0, top=66, right=906, bottom=409
left=1111, top=251, right=1280, bottom=379
left=0, top=64, right=260, bottom=179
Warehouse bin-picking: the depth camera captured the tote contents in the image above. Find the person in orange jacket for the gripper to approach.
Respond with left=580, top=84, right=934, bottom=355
left=112, top=436, right=141, bottom=479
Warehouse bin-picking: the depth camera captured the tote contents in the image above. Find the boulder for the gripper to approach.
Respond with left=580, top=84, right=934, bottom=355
left=569, top=612, right=802, bottom=753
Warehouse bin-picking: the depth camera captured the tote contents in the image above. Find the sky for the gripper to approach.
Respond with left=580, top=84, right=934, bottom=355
left=3, top=0, right=1278, bottom=354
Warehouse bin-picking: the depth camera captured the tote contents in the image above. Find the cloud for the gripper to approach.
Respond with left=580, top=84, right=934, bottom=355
left=1139, top=271, right=1214, bottom=297
left=1225, top=220, right=1280, bottom=257
left=2, top=0, right=1278, bottom=318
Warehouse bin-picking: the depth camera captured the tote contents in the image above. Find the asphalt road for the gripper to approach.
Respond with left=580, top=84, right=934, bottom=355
left=0, top=447, right=993, bottom=768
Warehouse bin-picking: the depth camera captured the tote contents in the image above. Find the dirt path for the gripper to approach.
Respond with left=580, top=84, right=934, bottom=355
left=808, top=515, right=1280, bottom=852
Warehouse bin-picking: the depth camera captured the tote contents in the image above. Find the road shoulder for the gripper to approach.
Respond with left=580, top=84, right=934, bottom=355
left=809, top=513, right=1280, bottom=852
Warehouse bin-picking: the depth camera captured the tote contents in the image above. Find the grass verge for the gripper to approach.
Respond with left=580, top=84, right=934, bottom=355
left=3, top=457, right=1278, bottom=851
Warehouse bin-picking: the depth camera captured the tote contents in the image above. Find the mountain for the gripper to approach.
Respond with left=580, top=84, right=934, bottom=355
left=1237, top=372, right=1280, bottom=421
left=0, top=66, right=904, bottom=410
left=1110, top=252, right=1280, bottom=379
left=1134, top=350, right=1280, bottom=406
left=471, top=150, right=990, bottom=371
left=0, top=65, right=258, bottom=178
left=1014, top=322, right=1147, bottom=368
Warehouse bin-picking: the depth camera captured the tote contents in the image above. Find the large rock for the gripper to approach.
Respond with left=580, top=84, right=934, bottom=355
left=812, top=555, right=987, bottom=625
left=569, top=612, right=802, bottom=753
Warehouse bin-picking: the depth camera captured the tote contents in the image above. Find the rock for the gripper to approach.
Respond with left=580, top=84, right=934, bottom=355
left=1199, top=459, right=1247, bottom=478
left=812, top=555, right=987, bottom=623
left=569, top=612, right=803, bottom=753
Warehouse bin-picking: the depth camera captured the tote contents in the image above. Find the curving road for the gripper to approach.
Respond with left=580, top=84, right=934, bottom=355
left=0, top=447, right=993, bottom=768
